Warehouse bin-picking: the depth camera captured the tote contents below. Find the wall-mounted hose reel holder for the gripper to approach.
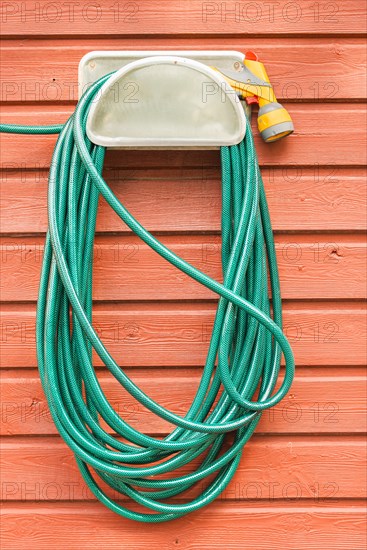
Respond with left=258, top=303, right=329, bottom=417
left=0, top=51, right=295, bottom=522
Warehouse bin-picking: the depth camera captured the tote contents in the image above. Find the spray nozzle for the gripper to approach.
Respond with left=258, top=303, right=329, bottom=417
left=216, top=51, right=294, bottom=143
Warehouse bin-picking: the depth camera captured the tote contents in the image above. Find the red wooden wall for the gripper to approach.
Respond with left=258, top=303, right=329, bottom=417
left=0, top=1, right=366, bottom=548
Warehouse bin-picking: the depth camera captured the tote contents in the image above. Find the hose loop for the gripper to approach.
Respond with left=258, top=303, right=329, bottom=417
left=0, top=73, right=294, bottom=522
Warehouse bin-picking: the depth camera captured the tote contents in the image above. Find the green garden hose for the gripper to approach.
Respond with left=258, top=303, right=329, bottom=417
left=0, top=73, right=295, bottom=522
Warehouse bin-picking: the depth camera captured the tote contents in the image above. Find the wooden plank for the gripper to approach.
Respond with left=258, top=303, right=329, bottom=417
left=1, top=435, right=365, bottom=501
left=1, top=38, right=366, bottom=102
left=1, top=1, right=365, bottom=547
left=1, top=302, right=365, bottom=368
left=1, top=167, right=365, bottom=234
left=1, top=367, right=366, bottom=436
left=0, top=234, right=365, bottom=301
left=1, top=501, right=366, bottom=550
left=0, top=0, right=365, bottom=36
left=1, top=105, right=366, bottom=167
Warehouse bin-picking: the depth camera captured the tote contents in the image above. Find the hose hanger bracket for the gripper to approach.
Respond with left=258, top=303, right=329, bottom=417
left=85, top=55, right=247, bottom=149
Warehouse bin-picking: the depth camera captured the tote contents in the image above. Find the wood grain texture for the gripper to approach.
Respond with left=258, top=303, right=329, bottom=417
left=1, top=367, right=366, bottom=436
left=1, top=501, right=366, bottom=550
left=1, top=234, right=365, bottom=301
left=1, top=105, right=367, bottom=167
left=0, top=0, right=365, bottom=36
left=1, top=435, right=365, bottom=501
left=1, top=38, right=366, bottom=102
left=1, top=302, right=366, bottom=368
left=1, top=3, right=366, bottom=546
left=1, top=167, right=366, bottom=233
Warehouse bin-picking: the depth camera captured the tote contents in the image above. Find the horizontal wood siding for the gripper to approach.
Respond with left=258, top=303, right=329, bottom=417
left=0, top=1, right=366, bottom=548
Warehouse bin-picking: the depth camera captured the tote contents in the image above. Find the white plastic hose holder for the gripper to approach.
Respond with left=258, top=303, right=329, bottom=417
left=80, top=51, right=247, bottom=149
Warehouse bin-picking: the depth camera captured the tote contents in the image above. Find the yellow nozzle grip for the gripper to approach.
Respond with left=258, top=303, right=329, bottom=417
left=258, top=106, right=292, bottom=133
left=243, top=59, right=270, bottom=85
left=257, top=103, right=294, bottom=143
left=243, top=58, right=294, bottom=141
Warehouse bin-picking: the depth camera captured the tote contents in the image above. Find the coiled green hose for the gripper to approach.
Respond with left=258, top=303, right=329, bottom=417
left=0, top=73, right=294, bottom=522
